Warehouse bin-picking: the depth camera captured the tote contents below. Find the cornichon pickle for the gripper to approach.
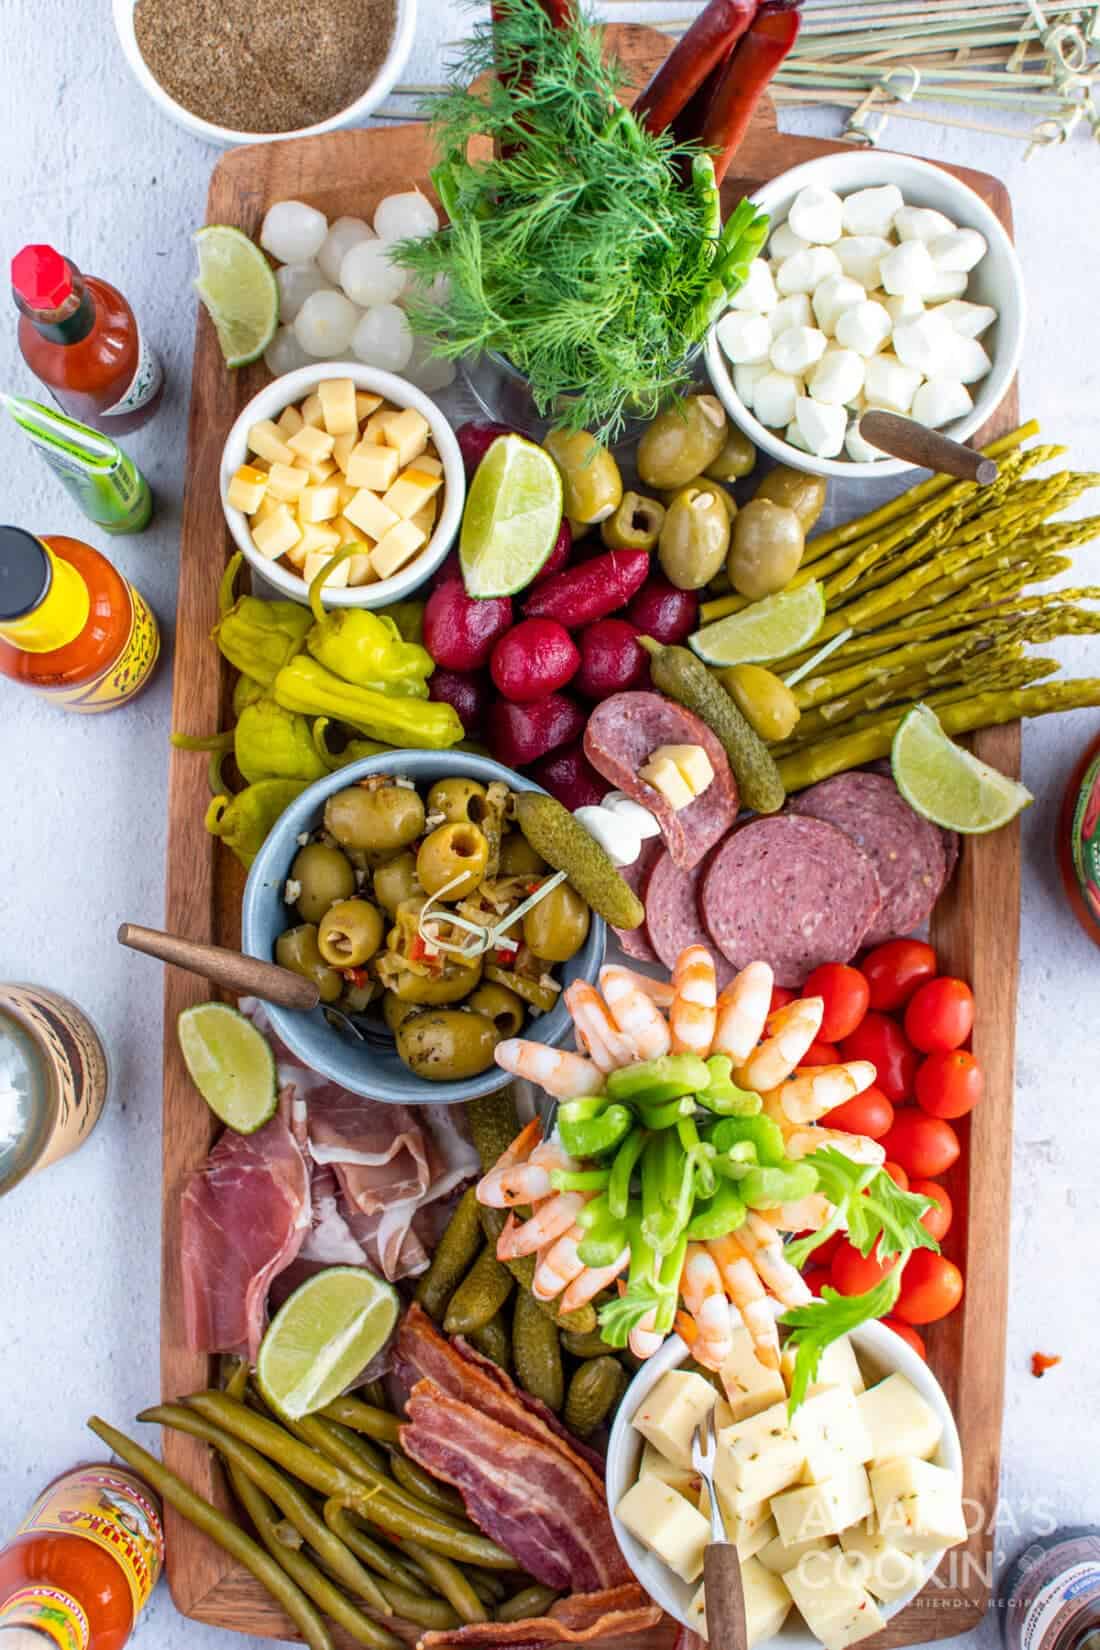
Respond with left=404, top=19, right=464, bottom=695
left=563, top=1357, right=627, bottom=1436
left=561, top=1328, right=616, bottom=1360
left=466, top=1091, right=521, bottom=1173
left=497, top=1586, right=561, bottom=1623
left=638, top=639, right=785, bottom=815
left=513, top=793, right=643, bottom=931
left=414, top=1188, right=483, bottom=1322
left=513, top=1288, right=565, bottom=1412
left=478, top=1206, right=597, bottom=1334
left=444, top=1245, right=514, bottom=1337
left=468, top=1312, right=512, bottom=1372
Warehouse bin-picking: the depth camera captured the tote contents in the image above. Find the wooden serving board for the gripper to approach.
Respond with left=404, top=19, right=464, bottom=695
left=162, top=24, right=1019, bottom=1645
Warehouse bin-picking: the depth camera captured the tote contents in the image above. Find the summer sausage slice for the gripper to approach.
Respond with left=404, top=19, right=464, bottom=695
left=789, top=772, right=947, bottom=946
left=700, top=816, right=882, bottom=986
left=645, top=849, right=734, bottom=987
left=584, top=692, right=739, bottom=873
left=610, top=836, right=663, bottom=963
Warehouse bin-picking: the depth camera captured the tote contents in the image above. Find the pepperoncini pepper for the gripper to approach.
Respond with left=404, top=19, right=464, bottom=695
left=306, top=609, right=433, bottom=698
left=204, top=779, right=309, bottom=868
left=213, top=596, right=313, bottom=686
left=274, top=656, right=463, bottom=749
left=376, top=599, right=426, bottom=645
left=233, top=673, right=267, bottom=715
left=234, top=699, right=328, bottom=785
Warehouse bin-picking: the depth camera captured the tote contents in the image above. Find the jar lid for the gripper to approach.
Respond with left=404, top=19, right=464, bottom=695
left=11, top=244, right=73, bottom=310
left=0, top=527, right=51, bottom=620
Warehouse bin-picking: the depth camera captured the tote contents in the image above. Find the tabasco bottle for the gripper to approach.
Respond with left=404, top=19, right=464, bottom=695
left=11, top=246, right=164, bottom=436
left=0, top=1465, right=163, bottom=1650
left=0, top=528, right=160, bottom=712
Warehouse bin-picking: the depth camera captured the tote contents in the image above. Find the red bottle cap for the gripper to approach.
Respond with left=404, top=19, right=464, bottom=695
left=11, top=245, right=73, bottom=310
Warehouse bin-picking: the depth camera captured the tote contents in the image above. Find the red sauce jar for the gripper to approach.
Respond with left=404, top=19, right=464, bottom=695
left=1058, top=729, right=1100, bottom=947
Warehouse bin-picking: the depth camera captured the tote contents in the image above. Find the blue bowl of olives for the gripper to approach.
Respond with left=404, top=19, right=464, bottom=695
left=242, top=749, right=606, bottom=1104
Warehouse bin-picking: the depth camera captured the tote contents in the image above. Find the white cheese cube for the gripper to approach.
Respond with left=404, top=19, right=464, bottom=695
left=633, top=1371, right=718, bottom=1469
left=880, top=241, right=938, bottom=298
left=300, top=393, right=325, bottom=428
left=835, top=300, right=892, bottom=358
left=772, top=1463, right=872, bottom=1546
left=841, top=185, right=904, bottom=239
left=937, top=298, right=997, bottom=338
left=331, top=431, right=358, bottom=475
left=639, top=754, right=695, bottom=810
left=661, top=744, right=715, bottom=796
left=344, top=488, right=400, bottom=542
left=839, top=1521, right=925, bottom=1603
left=892, top=310, right=957, bottom=376
left=384, top=406, right=432, bottom=469
left=789, top=185, right=845, bottom=245
left=784, top=1549, right=885, bottom=1650
left=911, top=378, right=973, bottom=429
left=953, top=336, right=993, bottom=383
left=929, top=228, right=987, bottom=273
left=834, top=236, right=892, bottom=288
left=356, top=390, right=384, bottom=421
left=894, top=205, right=956, bottom=244
left=718, top=311, right=772, bottom=366
left=370, top=519, right=428, bottom=580
left=720, top=1328, right=788, bottom=1421
left=808, top=348, right=865, bottom=408
left=303, top=548, right=351, bottom=589
left=883, top=292, right=925, bottom=326
left=751, top=370, right=801, bottom=430
left=297, top=484, right=341, bottom=524
left=615, top=1477, right=709, bottom=1582
left=345, top=552, right=377, bottom=587
left=819, top=1339, right=866, bottom=1396
left=226, top=464, right=269, bottom=514
left=277, top=404, right=305, bottom=438
left=870, top=1457, right=967, bottom=1554
left=812, top=275, right=866, bottom=337
left=792, top=1386, right=873, bottom=1476
left=864, top=355, right=923, bottom=415
left=733, top=361, right=769, bottom=410
left=794, top=395, right=846, bottom=459
left=716, top=1400, right=805, bottom=1505
left=287, top=423, right=337, bottom=466
left=925, top=268, right=969, bottom=302
left=731, top=258, right=779, bottom=313
left=845, top=422, right=885, bottom=464
left=332, top=515, right=369, bottom=549
left=317, top=377, right=359, bottom=437
left=704, top=1487, right=774, bottom=1554
left=347, top=442, right=401, bottom=491
left=266, top=461, right=309, bottom=503
left=687, top=1582, right=709, bottom=1639
left=759, top=1530, right=838, bottom=1575
left=382, top=467, right=445, bottom=522
left=744, top=1557, right=795, bottom=1648
left=250, top=504, right=302, bottom=561
left=777, top=246, right=842, bottom=296
left=638, top=1441, right=701, bottom=1500
left=857, top=1374, right=944, bottom=1465
left=769, top=292, right=814, bottom=338
left=770, top=325, right=827, bottom=378
left=770, top=221, right=809, bottom=261
left=248, top=419, right=297, bottom=467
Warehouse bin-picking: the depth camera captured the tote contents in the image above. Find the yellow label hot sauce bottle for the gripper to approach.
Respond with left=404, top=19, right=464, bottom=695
left=0, top=527, right=159, bottom=711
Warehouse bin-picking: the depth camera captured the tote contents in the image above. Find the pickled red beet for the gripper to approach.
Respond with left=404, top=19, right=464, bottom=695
left=625, top=575, right=700, bottom=645
left=530, top=741, right=610, bottom=810
left=487, top=694, right=586, bottom=769
left=490, top=618, right=580, bottom=703
left=574, top=618, right=648, bottom=699
left=531, top=519, right=573, bottom=586
left=455, top=420, right=522, bottom=480
left=423, top=582, right=512, bottom=671
left=429, top=668, right=490, bottom=733
left=430, top=549, right=462, bottom=590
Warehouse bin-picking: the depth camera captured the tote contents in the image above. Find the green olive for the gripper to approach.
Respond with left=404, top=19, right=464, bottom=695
left=727, top=499, right=805, bottom=600
left=391, top=960, right=483, bottom=1004
left=658, top=485, right=731, bottom=591
left=275, top=924, right=343, bottom=1004
left=498, top=833, right=546, bottom=878
left=719, top=664, right=802, bottom=742
left=523, top=881, right=591, bottom=962
left=426, top=777, right=488, bottom=826
left=417, top=822, right=490, bottom=900
left=543, top=429, right=623, bottom=526
left=372, top=851, right=421, bottom=915
left=704, top=426, right=757, bottom=483
left=383, top=991, right=425, bottom=1033
left=663, top=480, right=737, bottom=524
left=754, top=466, right=829, bottom=532
left=467, top=981, right=527, bottom=1039
left=600, top=491, right=666, bottom=552
left=290, top=842, right=357, bottom=924
left=637, top=394, right=728, bottom=491
left=317, top=899, right=385, bottom=968
left=324, top=784, right=425, bottom=856
left=397, top=1010, right=498, bottom=1082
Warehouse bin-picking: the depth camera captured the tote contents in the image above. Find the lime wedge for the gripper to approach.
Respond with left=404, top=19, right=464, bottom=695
left=257, top=1268, right=400, bottom=1420
left=194, top=225, right=279, bottom=368
left=689, top=579, right=826, bottom=667
left=460, top=434, right=564, bottom=597
left=177, top=1002, right=277, bottom=1133
left=892, top=702, right=1033, bottom=833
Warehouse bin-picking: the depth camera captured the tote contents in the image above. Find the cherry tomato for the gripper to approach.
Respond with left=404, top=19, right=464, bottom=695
left=801, top=963, right=871, bottom=1042
left=909, top=1179, right=953, bottom=1242
left=823, top=1084, right=894, bottom=1141
left=802, top=1264, right=832, bottom=1297
left=805, top=1230, right=843, bottom=1266
left=830, top=1239, right=893, bottom=1297
left=880, top=1112, right=960, bottom=1179
left=839, top=1013, right=919, bottom=1103
left=904, top=976, right=975, bottom=1053
left=800, top=1038, right=840, bottom=1068
left=895, top=1251, right=964, bottom=1324
left=882, top=1161, right=910, bottom=1191
left=769, top=985, right=796, bottom=1015
left=915, top=1049, right=984, bottom=1119
left=859, top=939, right=938, bottom=1011
left=882, top=1318, right=927, bottom=1360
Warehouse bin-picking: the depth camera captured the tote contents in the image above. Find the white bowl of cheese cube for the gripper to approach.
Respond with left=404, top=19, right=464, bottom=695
left=220, top=362, right=465, bottom=608
left=607, top=1320, right=964, bottom=1649
left=704, top=150, right=1025, bottom=478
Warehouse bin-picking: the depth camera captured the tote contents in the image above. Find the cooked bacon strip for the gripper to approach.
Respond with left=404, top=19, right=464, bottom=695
left=419, top=1586, right=661, bottom=1650
left=456, top=1337, right=605, bottom=1475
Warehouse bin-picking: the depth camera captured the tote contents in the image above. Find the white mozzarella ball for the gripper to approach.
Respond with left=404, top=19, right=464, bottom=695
left=883, top=292, right=925, bottom=326
left=789, top=185, right=844, bottom=245
left=808, top=347, right=865, bottom=407
left=769, top=221, right=809, bottom=261
left=952, top=336, right=993, bottom=383
left=912, top=378, right=974, bottom=428
left=834, top=236, right=892, bottom=288
left=770, top=325, right=827, bottom=377
left=864, top=354, right=924, bottom=415
left=260, top=200, right=328, bottom=264
left=929, top=228, right=987, bottom=272
left=733, top=361, right=769, bottom=409
left=894, top=205, right=955, bottom=244
left=603, top=793, right=662, bottom=839
left=880, top=241, right=939, bottom=298
left=812, top=274, right=865, bottom=337
left=275, top=262, right=332, bottom=324
left=264, top=324, right=312, bottom=378
left=892, top=310, right=957, bottom=376
left=293, top=290, right=361, bottom=358
left=717, top=310, right=771, bottom=365
left=835, top=299, right=892, bottom=357
left=925, top=268, right=969, bottom=303
left=317, top=217, right=374, bottom=283
left=845, top=420, right=886, bottom=463
left=340, top=239, right=407, bottom=307
left=794, top=395, right=846, bottom=458
left=936, top=299, right=997, bottom=338
left=730, top=258, right=779, bottom=313
left=351, top=303, right=414, bottom=372
left=754, top=370, right=801, bottom=429
left=776, top=246, right=841, bottom=296
left=841, top=184, right=904, bottom=238
left=574, top=806, right=641, bottom=868
left=784, top=419, right=812, bottom=453
left=373, top=189, right=440, bottom=242
left=769, top=293, right=813, bottom=338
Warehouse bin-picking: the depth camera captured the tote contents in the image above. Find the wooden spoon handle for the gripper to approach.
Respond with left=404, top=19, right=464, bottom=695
left=858, top=409, right=998, bottom=484
left=704, top=1542, right=748, bottom=1650
left=117, top=923, right=319, bottom=1012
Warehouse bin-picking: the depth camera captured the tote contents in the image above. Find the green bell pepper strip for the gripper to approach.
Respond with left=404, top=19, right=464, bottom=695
left=307, top=608, right=433, bottom=697
left=686, top=1178, right=747, bottom=1241
left=274, top=656, right=464, bottom=749
left=740, top=1163, right=819, bottom=1210
left=705, top=1114, right=787, bottom=1166
left=549, top=1168, right=611, bottom=1193
left=558, top=1096, right=609, bottom=1127
left=634, top=1095, right=696, bottom=1130
left=606, top=1054, right=710, bottom=1107
left=557, top=1104, right=632, bottom=1160
left=696, top=1055, right=763, bottom=1117
left=234, top=699, right=329, bottom=785
left=608, top=1128, right=648, bottom=1221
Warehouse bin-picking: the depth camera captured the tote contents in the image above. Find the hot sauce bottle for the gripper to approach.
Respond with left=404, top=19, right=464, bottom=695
left=0, top=527, right=160, bottom=713
left=0, top=1464, right=163, bottom=1650
left=11, top=246, right=164, bottom=436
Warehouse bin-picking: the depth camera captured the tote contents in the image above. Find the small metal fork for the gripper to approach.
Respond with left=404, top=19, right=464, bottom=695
left=692, top=1410, right=747, bottom=1650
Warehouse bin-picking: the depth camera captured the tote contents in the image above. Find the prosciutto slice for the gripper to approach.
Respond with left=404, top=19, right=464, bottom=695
left=418, top=1586, right=661, bottom=1650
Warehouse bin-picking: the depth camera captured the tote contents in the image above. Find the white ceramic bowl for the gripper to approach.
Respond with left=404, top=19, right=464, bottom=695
left=705, top=151, right=1026, bottom=480
left=606, top=1321, right=964, bottom=1640
left=220, top=362, right=465, bottom=608
left=112, top=0, right=417, bottom=148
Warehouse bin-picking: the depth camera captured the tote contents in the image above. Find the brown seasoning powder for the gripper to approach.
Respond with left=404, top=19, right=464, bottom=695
left=133, top=0, right=398, bottom=134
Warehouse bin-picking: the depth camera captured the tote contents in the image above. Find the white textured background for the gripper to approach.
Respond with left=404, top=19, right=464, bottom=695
left=1, top=2, right=1098, bottom=1646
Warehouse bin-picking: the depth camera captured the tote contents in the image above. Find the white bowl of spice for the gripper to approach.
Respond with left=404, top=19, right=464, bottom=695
left=112, top=0, right=416, bottom=147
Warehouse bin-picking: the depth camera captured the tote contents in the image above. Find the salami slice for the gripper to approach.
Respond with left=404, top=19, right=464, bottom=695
left=584, top=692, right=739, bottom=872
left=789, top=772, right=947, bottom=946
left=610, top=836, right=663, bottom=963
left=701, top=816, right=881, bottom=986
left=644, top=849, right=734, bottom=987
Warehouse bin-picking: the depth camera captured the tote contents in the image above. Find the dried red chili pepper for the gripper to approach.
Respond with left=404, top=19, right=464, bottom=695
left=1031, top=1352, right=1062, bottom=1377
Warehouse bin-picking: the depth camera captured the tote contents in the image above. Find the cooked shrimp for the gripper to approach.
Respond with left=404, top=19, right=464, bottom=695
left=778, top=1060, right=877, bottom=1124
left=712, top=962, right=773, bottom=1063
left=532, top=1225, right=586, bottom=1301
left=496, top=1191, right=591, bottom=1259
left=707, top=1234, right=781, bottom=1370
left=783, top=1123, right=886, bottom=1166
left=734, top=1213, right=812, bottom=1308
left=629, top=1304, right=664, bottom=1361
left=736, top=995, right=824, bottom=1093
left=564, top=981, right=638, bottom=1073
left=495, top=1038, right=603, bottom=1098
left=560, top=1245, right=630, bottom=1313
left=600, top=965, right=671, bottom=1062
left=476, top=1116, right=542, bottom=1207
left=759, top=1193, right=837, bottom=1235
left=605, top=967, right=674, bottom=1009
left=680, top=1243, right=735, bottom=1370
left=670, top=947, right=717, bottom=1057
left=477, top=1124, right=579, bottom=1208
